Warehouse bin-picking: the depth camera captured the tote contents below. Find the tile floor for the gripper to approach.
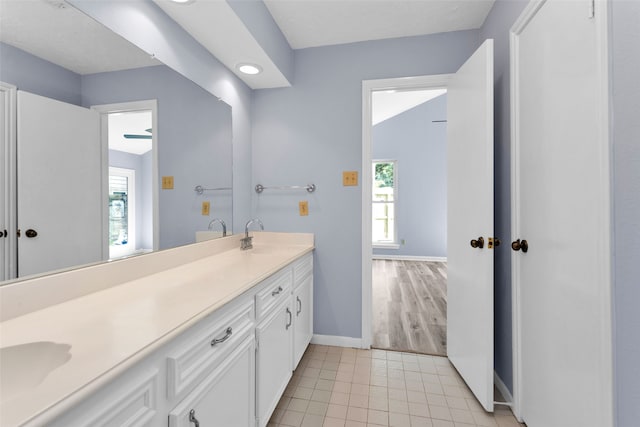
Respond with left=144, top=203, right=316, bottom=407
left=269, top=345, right=524, bottom=427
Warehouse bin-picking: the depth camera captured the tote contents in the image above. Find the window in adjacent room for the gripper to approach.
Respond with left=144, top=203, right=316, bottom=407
left=109, top=167, right=136, bottom=259
left=372, top=160, right=397, bottom=247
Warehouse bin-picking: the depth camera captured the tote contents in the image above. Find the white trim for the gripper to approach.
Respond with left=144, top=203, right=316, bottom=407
left=0, top=82, right=17, bottom=281
left=509, top=1, right=613, bottom=424
left=493, top=371, right=513, bottom=405
left=92, top=100, right=159, bottom=254
left=311, top=334, right=363, bottom=349
left=373, top=243, right=400, bottom=250
left=372, top=255, right=446, bottom=262
left=362, top=74, right=452, bottom=349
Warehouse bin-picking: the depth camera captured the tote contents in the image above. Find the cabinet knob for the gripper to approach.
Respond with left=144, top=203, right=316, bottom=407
left=25, top=229, right=38, bottom=238
left=511, top=239, right=529, bottom=253
left=189, top=409, right=200, bottom=427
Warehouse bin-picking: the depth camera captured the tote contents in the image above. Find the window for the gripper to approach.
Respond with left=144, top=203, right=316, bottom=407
left=372, top=160, right=397, bottom=246
left=109, top=167, right=136, bottom=259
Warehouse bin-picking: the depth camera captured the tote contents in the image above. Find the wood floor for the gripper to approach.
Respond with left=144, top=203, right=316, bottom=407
left=372, top=259, right=447, bottom=356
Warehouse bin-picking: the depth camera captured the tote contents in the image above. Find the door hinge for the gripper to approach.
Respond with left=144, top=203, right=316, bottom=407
left=588, top=0, right=595, bottom=19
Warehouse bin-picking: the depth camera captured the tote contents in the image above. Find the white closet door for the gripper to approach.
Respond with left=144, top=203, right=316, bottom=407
left=512, top=1, right=613, bottom=426
left=446, top=39, right=494, bottom=412
left=17, top=91, right=103, bottom=277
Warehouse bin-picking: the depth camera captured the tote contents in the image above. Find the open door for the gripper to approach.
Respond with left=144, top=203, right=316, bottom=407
left=17, top=91, right=103, bottom=277
left=446, top=39, right=494, bottom=412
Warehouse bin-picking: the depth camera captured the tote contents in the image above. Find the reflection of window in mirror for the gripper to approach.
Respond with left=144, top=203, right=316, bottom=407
left=372, top=160, right=397, bottom=246
left=109, top=167, right=136, bottom=259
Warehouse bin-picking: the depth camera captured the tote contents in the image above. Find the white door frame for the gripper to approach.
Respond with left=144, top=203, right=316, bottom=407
left=0, top=82, right=17, bottom=281
left=509, top=0, right=613, bottom=422
left=361, top=74, right=452, bottom=349
left=92, top=100, right=159, bottom=254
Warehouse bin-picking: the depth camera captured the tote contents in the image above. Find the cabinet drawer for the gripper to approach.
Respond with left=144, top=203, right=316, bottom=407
left=292, top=253, right=313, bottom=285
left=50, top=369, right=158, bottom=427
left=255, top=268, right=292, bottom=320
left=167, top=300, right=254, bottom=400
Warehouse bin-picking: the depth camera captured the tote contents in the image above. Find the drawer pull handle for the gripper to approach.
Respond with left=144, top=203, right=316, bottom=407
left=189, top=409, right=200, bottom=427
left=286, top=308, right=292, bottom=330
left=297, top=296, right=302, bottom=316
left=211, top=327, right=233, bottom=346
left=272, top=286, right=283, bottom=296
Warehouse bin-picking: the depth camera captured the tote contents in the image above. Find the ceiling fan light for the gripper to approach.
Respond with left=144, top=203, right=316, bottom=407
left=237, top=63, right=262, bottom=75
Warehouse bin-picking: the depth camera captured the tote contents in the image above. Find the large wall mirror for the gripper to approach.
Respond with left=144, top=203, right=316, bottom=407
left=0, top=0, right=233, bottom=283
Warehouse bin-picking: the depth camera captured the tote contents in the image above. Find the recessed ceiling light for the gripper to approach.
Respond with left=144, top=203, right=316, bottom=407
left=170, top=0, right=195, bottom=4
left=237, top=63, right=263, bottom=75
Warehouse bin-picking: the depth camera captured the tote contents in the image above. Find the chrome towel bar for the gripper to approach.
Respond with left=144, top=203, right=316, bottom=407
left=255, top=184, right=316, bottom=193
left=194, top=185, right=232, bottom=195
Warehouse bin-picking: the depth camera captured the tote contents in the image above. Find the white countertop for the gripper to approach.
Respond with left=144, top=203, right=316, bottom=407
left=0, top=232, right=314, bottom=427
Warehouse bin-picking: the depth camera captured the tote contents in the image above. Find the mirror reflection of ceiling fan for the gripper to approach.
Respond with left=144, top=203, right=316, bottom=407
left=123, top=128, right=152, bottom=139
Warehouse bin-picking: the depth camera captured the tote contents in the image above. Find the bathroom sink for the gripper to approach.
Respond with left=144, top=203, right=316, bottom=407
left=0, top=341, right=72, bottom=401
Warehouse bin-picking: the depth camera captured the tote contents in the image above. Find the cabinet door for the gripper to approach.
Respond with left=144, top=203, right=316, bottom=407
left=293, top=274, right=313, bottom=369
left=168, top=336, right=255, bottom=427
left=256, top=301, right=292, bottom=427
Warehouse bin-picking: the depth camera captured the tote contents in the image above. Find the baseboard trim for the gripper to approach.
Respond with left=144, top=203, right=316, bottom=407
left=494, top=371, right=513, bottom=404
left=311, top=334, right=364, bottom=349
left=372, top=255, right=447, bottom=262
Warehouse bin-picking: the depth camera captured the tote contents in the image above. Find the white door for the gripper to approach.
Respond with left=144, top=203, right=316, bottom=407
left=446, top=39, right=494, bottom=412
left=0, top=84, right=11, bottom=281
left=17, top=91, right=103, bottom=277
left=293, top=274, right=313, bottom=369
left=256, top=301, right=292, bottom=427
left=512, top=1, right=612, bottom=426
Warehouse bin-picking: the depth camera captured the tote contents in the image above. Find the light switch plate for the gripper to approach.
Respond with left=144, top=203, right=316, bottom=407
left=343, top=171, right=358, bottom=186
left=299, top=201, right=309, bottom=216
left=201, top=201, right=210, bottom=216
left=162, top=176, right=174, bottom=189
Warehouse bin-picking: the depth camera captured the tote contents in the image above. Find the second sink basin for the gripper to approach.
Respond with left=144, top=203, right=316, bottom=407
left=0, top=341, right=72, bottom=402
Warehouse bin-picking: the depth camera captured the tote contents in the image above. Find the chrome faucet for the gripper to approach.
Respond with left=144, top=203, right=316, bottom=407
left=241, top=218, right=263, bottom=250
left=207, top=218, right=227, bottom=237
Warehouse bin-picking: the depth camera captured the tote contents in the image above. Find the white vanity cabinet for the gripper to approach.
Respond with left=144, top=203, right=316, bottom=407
left=292, top=253, right=313, bottom=370
left=255, top=268, right=294, bottom=427
left=19, top=242, right=314, bottom=427
left=168, top=335, right=255, bottom=427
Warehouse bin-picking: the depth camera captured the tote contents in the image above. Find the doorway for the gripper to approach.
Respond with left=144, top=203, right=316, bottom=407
left=369, top=88, right=448, bottom=356
left=92, top=100, right=159, bottom=257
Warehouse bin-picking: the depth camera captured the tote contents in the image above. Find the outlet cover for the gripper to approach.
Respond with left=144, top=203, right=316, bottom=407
left=299, top=201, right=309, bottom=216
left=162, top=176, right=174, bottom=189
left=201, top=201, right=210, bottom=216
left=343, top=171, right=358, bottom=186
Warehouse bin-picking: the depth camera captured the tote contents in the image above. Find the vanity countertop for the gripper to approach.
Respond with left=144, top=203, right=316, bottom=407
left=0, top=232, right=314, bottom=427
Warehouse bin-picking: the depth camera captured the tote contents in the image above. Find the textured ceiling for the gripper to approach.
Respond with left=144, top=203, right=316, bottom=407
left=0, top=0, right=160, bottom=75
left=264, top=0, right=495, bottom=49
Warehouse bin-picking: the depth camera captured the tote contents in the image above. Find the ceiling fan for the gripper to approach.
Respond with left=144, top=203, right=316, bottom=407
left=123, top=128, right=152, bottom=140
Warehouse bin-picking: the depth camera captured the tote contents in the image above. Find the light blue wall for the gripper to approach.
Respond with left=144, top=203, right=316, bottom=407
left=69, top=0, right=252, bottom=234
left=252, top=30, right=480, bottom=339
left=82, top=66, right=233, bottom=250
left=0, top=42, right=81, bottom=105
left=372, top=95, right=447, bottom=258
left=108, top=149, right=152, bottom=250
left=478, top=0, right=528, bottom=393
left=611, top=1, right=640, bottom=425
